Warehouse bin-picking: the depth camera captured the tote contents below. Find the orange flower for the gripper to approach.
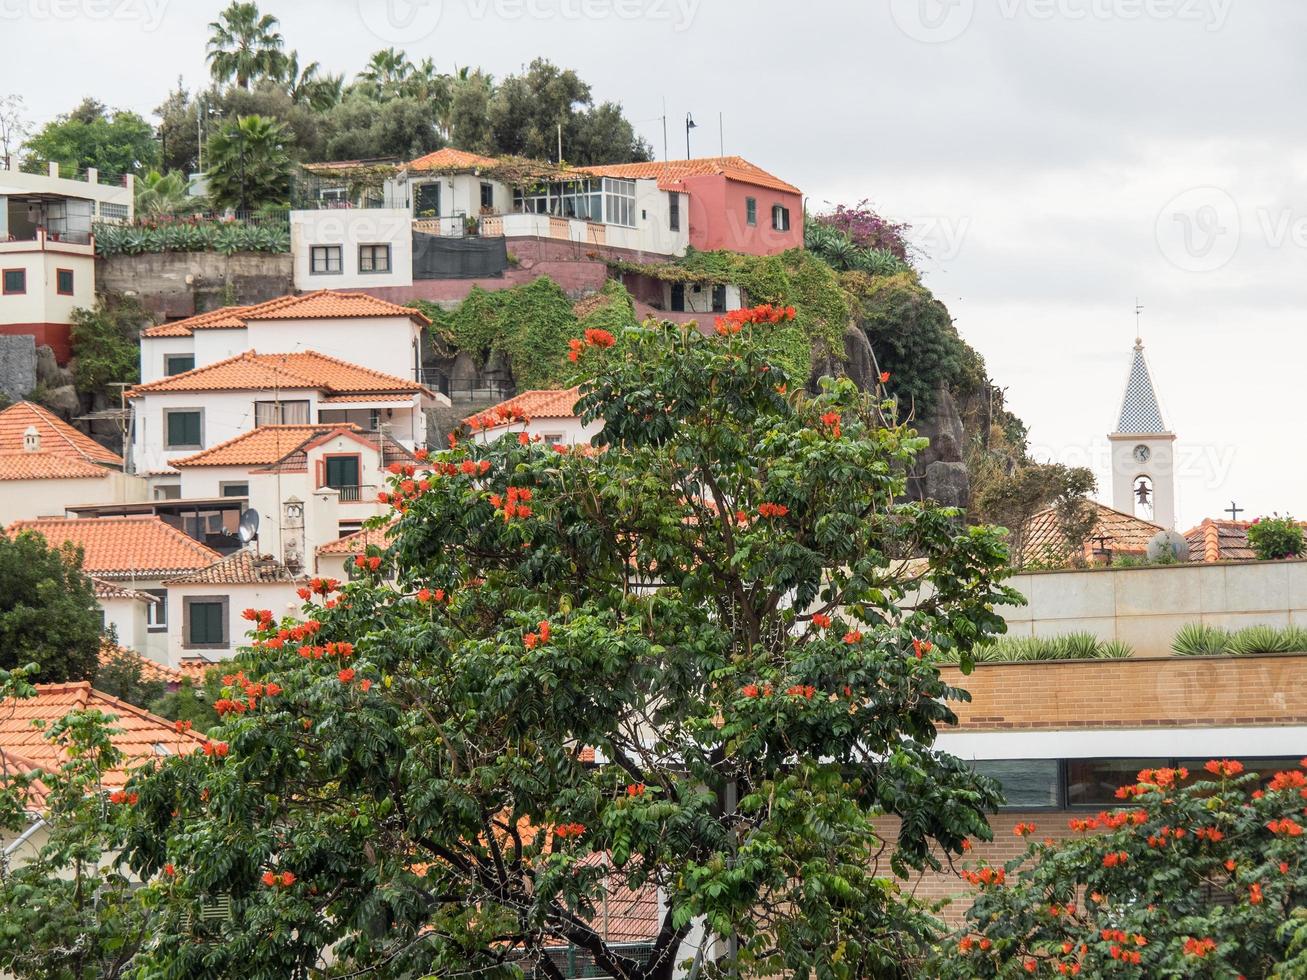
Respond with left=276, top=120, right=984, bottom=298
left=812, top=613, right=832, bottom=629
left=338, top=668, right=356, bottom=683
left=359, top=679, right=372, bottom=692
left=262, top=871, right=277, bottom=887
left=757, top=502, right=789, bottom=519
left=741, top=683, right=760, bottom=698
left=280, top=871, right=296, bottom=887
left=625, top=783, right=645, bottom=797
left=1204, top=759, right=1244, bottom=778
left=164, top=864, right=176, bottom=877
left=843, top=630, right=863, bottom=644
left=879, top=371, right=890, bottom=383
left=1013, top=821, right=1037, bottom=837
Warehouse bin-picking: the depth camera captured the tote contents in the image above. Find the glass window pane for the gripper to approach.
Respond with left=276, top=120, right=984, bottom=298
left=972, top=760, right=1061, bottom=809
left=167, top=411, right=200, bottom=447
left=1066, top=758, right=1167, bottom=808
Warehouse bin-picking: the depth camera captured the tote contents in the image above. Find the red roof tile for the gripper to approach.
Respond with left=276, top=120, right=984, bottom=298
left=98, top=643, right=185, bottom=684
left=141, top=291, right=427, bottom=337
left=465, top=388, right=580, bottom=428
left=165, top=550, right=305, bottom=585
left=1021, top=501, right=1162, bottom=564
left=91, top=577, right=161, bottom=603
left=0, top=401, right=121, bottom=466
left=406, top=147, right=500, bottom=172
left=0, top=452, right=110, bottom=481
left=1180, top=518, right=1300, bottom=563
left=316, top=523, right=394, bottom=557
left=170, top=424, right=362, bottom=468
left=127, top=350, right=431, bottom=399
left=582, top=156, right=801, bottom=195
left=0, top=682, right=208, bottom=792
left=8, top=516, right=221, bottom=579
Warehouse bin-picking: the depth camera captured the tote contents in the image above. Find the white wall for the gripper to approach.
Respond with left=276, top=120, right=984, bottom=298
left=0, top=161, right=133, bottom=217
left=0, top=240, right=95, bottom=325
left=101, top=595, right=151, bottom=657
left=473, top=416, right=601, bottom=447
left=290, top=209, right=414, bottom=290
left=139, top=335, right=196, bottom=385
left=133, top=390, right=316, bottom=475
left=177, top=464, right=255, bottom=500
left=406, top=174, right=508, bottom=219
left=0, top=470, right=148, bottom=523
left=190, top=327, right=250, bottom=369
left=1005, top=559, right=1307, bottom=656
left=246, top=315, right=420, bottom=382
left=166, top=579, right=302, bottom=665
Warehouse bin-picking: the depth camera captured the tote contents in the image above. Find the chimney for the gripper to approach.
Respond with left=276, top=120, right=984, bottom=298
left=23, top=426, right=40, bottom=453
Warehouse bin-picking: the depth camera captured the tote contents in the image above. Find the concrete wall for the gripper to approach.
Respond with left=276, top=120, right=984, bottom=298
left=97, top=252, right=293, bottom=321
left=1004, top=559, right=1307, bottom=656
left=246, top=315, right=420, bottom=381
left=290, top=209, right=414, bottom=290
left=0, top=470, right=148, bottom=523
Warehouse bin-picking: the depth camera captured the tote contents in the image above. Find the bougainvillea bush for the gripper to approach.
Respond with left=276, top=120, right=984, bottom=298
left=1247, top=515, right=1304, bottom=561
left=110, top=307, right=1018, bottom=978
left=933, top=761, right=1307, bottom=978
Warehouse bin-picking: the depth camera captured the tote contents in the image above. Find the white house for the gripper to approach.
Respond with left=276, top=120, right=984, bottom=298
left=92, top=578, right=160, bottom=654
left=126, top=349, right=441, bottom=488
left=314, top=523, right=392, bottom=578
left=138, top=290, right=431, bottom=385
left=0, top=401, right=147, bottom=522
left=6, top=515, right=221, bottom=665
left=162, top=549, right=305, bottom=667
left=170, top=423, right=410, bottom=571
left=466, top=388, right=600, bottom=446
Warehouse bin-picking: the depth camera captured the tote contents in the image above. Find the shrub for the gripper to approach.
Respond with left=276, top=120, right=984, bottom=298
left=1173, top=622, right=1307, bottom=657
left=972, top=632, right=1132, bottom=662
left=1247, top=514, right=1304, bottom=561
left=1172, top=622, right=1233, bottom=656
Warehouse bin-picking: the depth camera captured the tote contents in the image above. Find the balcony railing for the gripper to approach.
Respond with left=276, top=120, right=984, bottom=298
left=328, top=484, right=378, bottom=503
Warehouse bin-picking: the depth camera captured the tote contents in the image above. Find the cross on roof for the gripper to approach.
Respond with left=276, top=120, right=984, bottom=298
left=1225, top=501, right=1244, bottom=522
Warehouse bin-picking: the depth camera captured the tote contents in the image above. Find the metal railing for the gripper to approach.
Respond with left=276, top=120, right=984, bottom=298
left=329, top=484, right=378, bottom=503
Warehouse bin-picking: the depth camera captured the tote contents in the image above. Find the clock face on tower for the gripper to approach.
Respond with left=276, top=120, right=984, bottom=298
left=1133, top=444, right=1152, bottom=464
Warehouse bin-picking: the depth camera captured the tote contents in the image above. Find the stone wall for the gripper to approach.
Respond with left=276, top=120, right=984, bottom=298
left=97, top=252, right=293, bottom=320
left=1005, top=559, right=1307, bottom=656
left=0, top=336, right=35, bottom=401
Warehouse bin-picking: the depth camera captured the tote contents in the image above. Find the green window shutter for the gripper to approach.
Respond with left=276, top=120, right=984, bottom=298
left=188, top=602, right=224, bottom=645
left=167, top=412, right=200, bottom=447
left=325, top=456, right=359, bottom=488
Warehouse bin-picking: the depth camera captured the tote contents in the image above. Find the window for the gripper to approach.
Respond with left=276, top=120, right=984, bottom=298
left=772, top=204, right=791, bottom=232
left=669, top=192, right=681, bottom=232
left=219, top=482, right=249, bottom=498
left=480, top=181, right=495, bottom=210
left=310, top=245, right=342, bottom=275
left=1, top=269, right=25, bottom=295
left=145, top=589, right=167, bottom=632
left=338, top=522, right=363, bottom=538
left=154, top=484, right=181, bottom=501
left=56, top=268, right=74, bottom=295
left=670, top=283, right=686, bottom=313
left=1066, top=758, right=1166, bottom=808
left=972, top=760, right=1062, bottom=809
left=358, top=244, right=391, bottom=274
left=184, top=596, right=228, bottom=649
left=254, top=400, right=310, bottom=426
left=602, top=178, right=636, bottom=227
left=711, top=284, right=727, bottom=314
left=514, top=179, right=605, bottom=221
left=324, top=455, right=361, bottom=500
left=164, top=409, right=202, bottom=449
left=540, top=432, right=565, bottom=445
left=745, top=197, right=757, bottom=226
left=318, top=186, right=348, bottom=204
left=99, top=201, right=129, bottom=220
left=414, top=182, right=441, bottom=218
left=164, top=354, right=195, bottom=376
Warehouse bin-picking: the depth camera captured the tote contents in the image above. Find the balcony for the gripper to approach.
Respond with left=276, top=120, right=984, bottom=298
left=325, top=484, right=378, bottom=503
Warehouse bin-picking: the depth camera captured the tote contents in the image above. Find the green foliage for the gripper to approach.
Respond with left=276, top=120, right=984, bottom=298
left=806, top=220, right=909, bottom=276
left=0, top=532, right=101, bottom=682
left=419, top=276, right=592, bottom=389
left=119, top=316, right=1019, bottom=978
left=206, top=1, right=285, bottom=90
left=932, top=761, right=1307, bottom=978
left=319, top=93, right=442, bottom=161
left=69, top=293, right=148, bottom=393
left=23, top=97, right=156, bottom=176
left=1247, top=515, right=1304, bottom=561
left=1173, top=622, right=1307, bottom=657
left=149, top=675, right=222, bottom=734
left=0, top=664, right=152, bottom=978
left=971, top=632, right=1133, bottom=662
left=972, top=463, right=1097, bottom=567
left=851, top=271, right=967, bottom=414
left=204, top=114, right=293, bottom=212
left=134, top=169, right=196, bottom=216
left=93, top=216, right=289, bottom=257
left=94, top=647, right=166, bottom=709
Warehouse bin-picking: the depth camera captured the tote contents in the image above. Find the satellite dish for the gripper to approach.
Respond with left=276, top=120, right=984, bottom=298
left=238, top=508, right=260, bottom=545
left=1146, top=530, right=1189, bottom=563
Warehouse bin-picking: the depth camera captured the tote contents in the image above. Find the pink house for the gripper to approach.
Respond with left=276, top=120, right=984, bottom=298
left=584, top=157, right=803, bottom=256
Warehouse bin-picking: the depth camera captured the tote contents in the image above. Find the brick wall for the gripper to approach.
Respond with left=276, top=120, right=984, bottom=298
left=941, top=654, right=1307, bottom=730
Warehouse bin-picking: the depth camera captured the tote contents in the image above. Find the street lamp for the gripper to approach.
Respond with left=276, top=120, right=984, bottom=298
left=685, top=112, right=697, bottom=159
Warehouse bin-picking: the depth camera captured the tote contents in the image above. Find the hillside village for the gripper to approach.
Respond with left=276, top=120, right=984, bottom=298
left=0, top=4, right=1305, bottom=978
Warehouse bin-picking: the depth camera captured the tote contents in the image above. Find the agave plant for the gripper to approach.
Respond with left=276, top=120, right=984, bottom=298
left=1172, top=623, right=1233, bottom=657
left=1227, top=623, right=1307, bottom=656
left=970, top=632, right=1132, bottom=662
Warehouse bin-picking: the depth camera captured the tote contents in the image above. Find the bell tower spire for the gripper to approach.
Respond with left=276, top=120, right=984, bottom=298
left=1109, top=335, right=1176, bottom=528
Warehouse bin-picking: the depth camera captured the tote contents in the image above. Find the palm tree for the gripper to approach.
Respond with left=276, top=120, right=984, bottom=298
left=205, top=114, right=293, bottom=212
left=134, top=170, right=195, bottom=216
left=282, top=50, right=342, bottom=112
left=357, top=48, right=413, bottom=98
left=206, top=2, right=285, bottom=90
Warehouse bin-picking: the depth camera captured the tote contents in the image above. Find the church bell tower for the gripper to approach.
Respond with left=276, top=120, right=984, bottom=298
left=1109, top=338, right=1176, bottom=529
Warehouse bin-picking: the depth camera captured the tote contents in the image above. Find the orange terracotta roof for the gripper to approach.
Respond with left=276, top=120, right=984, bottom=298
left=317, top=523, right=394, bottom=557
left=176, top=658, right=219, bottom=681
left=0, top=451, right=110, bottom=481
left=0, top=748, right=50, bottom=812
left=91, top=577, right=160, bottom=603
left=581, top=156, right=801, bottom=195
left=126, top=350, right=431, bottom=399
left=165, top=550, right=305, bottom=586
left=0, top=682, right=208, bottom=792
left=0, top=401, right=122, bottom=466
left=1021, top=501, right=1162, bottom=564
left=8, top=516, right=222, bottom=579
left=465, top=388, right=580, bottom=428
left=406, top=147, right=500, bottom=172
left=170, top=424, right=361, bottom=468
left=141, top=291, right=427, bottom=337
left=1181, top=518, right=1296, bottom=563
left=98, top=643, right=185, bottom=684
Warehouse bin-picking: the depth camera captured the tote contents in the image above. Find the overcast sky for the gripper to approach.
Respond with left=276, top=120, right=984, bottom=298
left=9, top=0, right=1305, bottom=529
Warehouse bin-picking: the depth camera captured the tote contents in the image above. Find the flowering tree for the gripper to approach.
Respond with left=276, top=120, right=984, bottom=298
left=122, top=309, right=1018, bottom=978
left=934, top=761, right=1307, bottom=978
